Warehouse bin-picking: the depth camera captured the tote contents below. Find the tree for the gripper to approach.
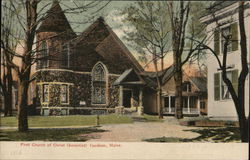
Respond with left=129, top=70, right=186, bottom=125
left=196, top=1, right=249, bottom=142
left=121, top=1, right=171, bottom=118
left=167, top=1, right=207, bottom=119
left=0, top=1, right=22, bottom=116
left=0, top=0, right=110, bottom=131
left=121, top=1, right=206, bottom=119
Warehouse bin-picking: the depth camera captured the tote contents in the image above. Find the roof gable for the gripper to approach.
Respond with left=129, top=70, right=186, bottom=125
left=38, top=0, right=76, bottom=36
left=72, top=17, right=144, bottom=73
left=114, top=69, right=145, bottom=86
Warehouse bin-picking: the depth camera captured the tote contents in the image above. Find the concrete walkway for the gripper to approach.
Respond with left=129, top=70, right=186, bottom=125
left=86, top=117, right=200, bottom=142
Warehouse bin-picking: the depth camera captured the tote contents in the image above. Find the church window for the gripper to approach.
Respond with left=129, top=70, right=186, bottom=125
left=92, top=63, right=107, bottom=104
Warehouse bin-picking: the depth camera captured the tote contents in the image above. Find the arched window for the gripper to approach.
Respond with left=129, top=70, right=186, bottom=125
left=92, top=63, right=107, bottom=104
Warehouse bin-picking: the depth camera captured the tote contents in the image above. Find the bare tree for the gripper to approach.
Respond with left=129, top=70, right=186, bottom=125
left=0, top=1, right=22, bottom=116
left=167, top=1, right=206, bottom=119
left=121, top=1, right=206, bottom=118
left=121, top=1, right=171, bottom=118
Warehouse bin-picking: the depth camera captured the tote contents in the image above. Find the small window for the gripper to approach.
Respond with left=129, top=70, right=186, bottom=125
left=214, top=70, right=238, bottom=101
left=164, top=97, right=169, bottom=108
left=37, top=41, right=49, bottom=69
left=60, top=84, right=68, bottom=103
left=200, top=102, right=206, bottom=109
left=182, top=82, right=191, bottom=92
left=42, top=84, right=49, bottom=103
left=221, top=26, right=232, bottom=53
left=221, top=72, right=232, bottom=99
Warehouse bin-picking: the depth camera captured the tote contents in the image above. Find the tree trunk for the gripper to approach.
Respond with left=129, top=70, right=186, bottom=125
left=239, top=116, right=249, bottom=142
left=7, top=66, right=13, bottom=116
left=3, top=95, right=10, bottom=116
left=174, top=65, right=183, bottom=119
left=17, top=80, right=29, bottom=132
left=157, top=88, right=163, bottom=119
left=173, top=48, right=183, bottom=119
left=2, top=66, right=13, bottom=116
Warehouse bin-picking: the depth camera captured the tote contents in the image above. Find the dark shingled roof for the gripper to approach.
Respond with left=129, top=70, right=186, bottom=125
left=114, top=68, right=158, bottom=89
left=189, top=77, right=207, bottom=92
left=70, top=17, right=144, bottom=73
left=143, top=65, right=175, bottom=84
left=37, top=0, right=76, bottom=37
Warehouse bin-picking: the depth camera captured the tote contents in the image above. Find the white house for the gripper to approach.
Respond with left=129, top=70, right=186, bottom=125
left=200, top=1, right=250, bottom=120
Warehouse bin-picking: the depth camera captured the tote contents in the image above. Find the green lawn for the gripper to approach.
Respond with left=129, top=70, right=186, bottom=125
left=142, top=114, right=163, bottom=122
left=0, top=114, right=162, bottom=141
left=0, top=114, right=133, bottom=127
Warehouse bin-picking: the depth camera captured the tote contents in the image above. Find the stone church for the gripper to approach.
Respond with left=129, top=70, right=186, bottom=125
left=33, top=1, right=154, bottom=116
left=30, top=1, right=207, bottom=116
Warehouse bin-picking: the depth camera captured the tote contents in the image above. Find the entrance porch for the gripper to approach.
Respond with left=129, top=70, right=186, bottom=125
left=114, top=69, right=145, bottom=115
left=163, top=94, right=200, bottom=116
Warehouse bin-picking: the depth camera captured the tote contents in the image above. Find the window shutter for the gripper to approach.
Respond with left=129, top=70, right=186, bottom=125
left=214, top=73, right=220, bottom=101
left=214, top=30, right=220, bottom=55
left=232, top=69, right=238, bottom=95
left=231, top=22, right=238, bottom=51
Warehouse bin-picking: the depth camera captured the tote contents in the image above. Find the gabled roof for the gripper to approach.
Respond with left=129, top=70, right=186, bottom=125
left=37, top=0, right=76, bottom=37
left=143, top=65, right=175, bottom=85
left=189, top=77, right=207, bottom=92
left=71, top=17, right=144, bottom=73
left=114, top=69, right=145, bottom=86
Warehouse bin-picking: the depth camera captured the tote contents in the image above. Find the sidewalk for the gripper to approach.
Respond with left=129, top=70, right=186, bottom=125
left=86, top=117, right=200, bottom=142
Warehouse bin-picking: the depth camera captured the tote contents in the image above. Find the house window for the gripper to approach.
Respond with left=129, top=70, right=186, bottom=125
left=38, top=41, right=49, bottom=69
left=171, top=97, right=175, bottom=108
left=60, top=84, right=68, bottom=103
left=92, top=63, right=107, bottom=104
left=221, top=71, right=232, bottom=99
left=214, top=70, right=238, bottom=101
left=42, top=84, right=49, bottom=103
left=221, top=26, right=232, bottom=53
left=214, top=22, right=238, bottom=55
left=200, top=101, right=206, bottom=109
left=164, top=96, right=169, bottom=108
left=182, top=82, right=191, bottom=92
left=41, top=41, right=49, bottom=68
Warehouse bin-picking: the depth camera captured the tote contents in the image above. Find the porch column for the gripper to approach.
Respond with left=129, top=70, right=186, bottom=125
left=138, top=88, right=143, bottom=115
left=131, top=90, right=134, bottom=108
left=187, top=96, right=190, bottom=113
left=197, top=97, right=200, bottom=115
left=119, top=86, right=123, bottom=106
left=168, top=96, right=171, bottom=113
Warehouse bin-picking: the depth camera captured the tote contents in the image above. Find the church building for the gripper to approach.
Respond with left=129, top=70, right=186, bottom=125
left=33, top=1, right=150, bottom=115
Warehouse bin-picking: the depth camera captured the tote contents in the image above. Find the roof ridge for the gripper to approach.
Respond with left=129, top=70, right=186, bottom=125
left=38, top=0, right=76, bottom=36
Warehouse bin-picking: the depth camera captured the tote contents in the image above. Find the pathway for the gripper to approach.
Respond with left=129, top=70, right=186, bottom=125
left=86, top=117, right=200, bottom=142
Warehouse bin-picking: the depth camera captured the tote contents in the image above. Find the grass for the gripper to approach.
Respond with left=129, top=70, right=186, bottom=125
left=142, top=114, right=163, bottom=122
left=0, top=114, right=162, bottom=141
left=0, top=114, right=133, bottom=127
left=144, top=127, right=241, bottom=143
left=0, top=127, right=105, bottom=141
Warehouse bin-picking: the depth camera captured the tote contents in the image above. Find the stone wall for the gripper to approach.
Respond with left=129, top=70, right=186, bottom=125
left=35, top=69, right=120, bottom=115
